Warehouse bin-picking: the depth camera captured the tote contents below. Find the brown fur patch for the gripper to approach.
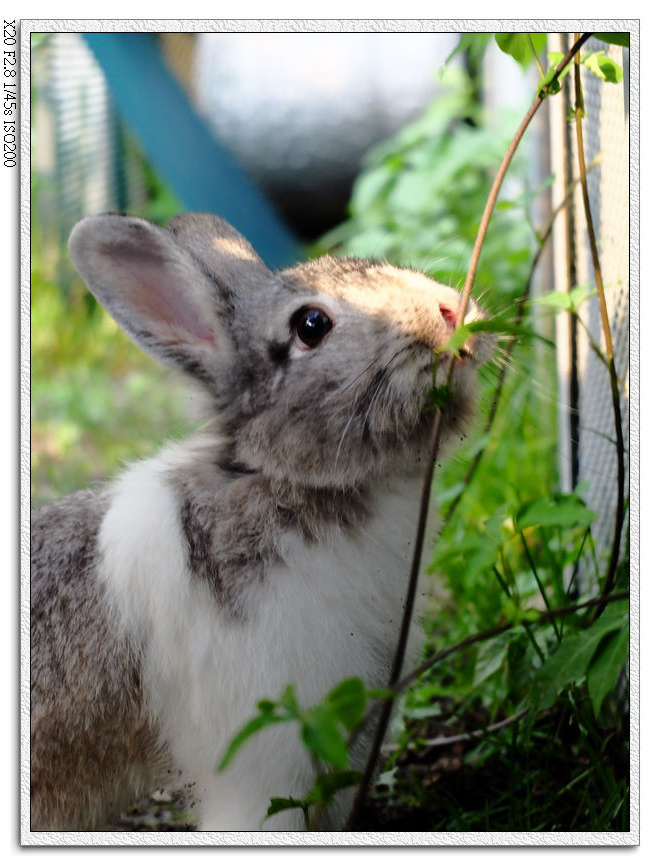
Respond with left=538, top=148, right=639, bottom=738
left=174, top=463, right=370, bottom=617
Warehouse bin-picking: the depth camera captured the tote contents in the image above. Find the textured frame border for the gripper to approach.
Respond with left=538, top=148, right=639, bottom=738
left=19, top=16, right=640, bottom=850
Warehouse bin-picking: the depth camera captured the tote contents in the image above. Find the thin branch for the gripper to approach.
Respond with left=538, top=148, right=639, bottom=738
left=351, top=590, right=628, bottom=756
left=519, top=529, right=561, bottom=640
left=444, top=154, right=602, bottom=526
left=573, top=46, right=613, bottom=359
left=345, top=402, right=448, bottom=826
left=458, top=32, right=591, bottom=323
left=527, top=34, right=545, bottom=78
left=381, top=707, right=532, bottom=754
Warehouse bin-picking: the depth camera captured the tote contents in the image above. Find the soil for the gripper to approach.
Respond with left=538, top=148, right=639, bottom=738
left=103, top=700, right=629, bottom=833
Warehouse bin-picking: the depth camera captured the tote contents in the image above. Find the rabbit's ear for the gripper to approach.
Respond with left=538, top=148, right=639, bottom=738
left=165, top=212, right=271, bottom=293
left=68, top=214, right=242, bottom=381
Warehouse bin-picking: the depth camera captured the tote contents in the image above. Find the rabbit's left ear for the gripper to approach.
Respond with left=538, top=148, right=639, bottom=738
left=165, top=212, right=271, bottom=295
left=68, top=214, right=237, bottom=383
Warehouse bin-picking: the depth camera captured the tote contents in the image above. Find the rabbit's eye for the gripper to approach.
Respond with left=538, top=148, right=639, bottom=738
left=293, top=307, right=333, bottom=349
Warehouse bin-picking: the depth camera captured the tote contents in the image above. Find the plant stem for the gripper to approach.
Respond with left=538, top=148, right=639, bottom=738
left=527, top=34, right=545, bottom=78
left=443, top=157, right=601, bottom=526
left=346, top=398, right=447, bottom=827
left=492, top=563, right=546, bottom=663
left=572, top=38, right=626, bottom=618
left=381, top=707, right=533, bottom=753
left=458, top=32, right=591, bottom=323
left=519, top=529, right=561, bottom=640
left=346, top=31, right=593, bottom=832
left=348, top=590, right=628, bottom=765
left=392, top=591, right=628, bottom=703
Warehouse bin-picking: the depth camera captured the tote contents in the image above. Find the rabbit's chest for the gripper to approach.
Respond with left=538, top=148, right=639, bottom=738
left=253, top=475, right=429, bottom=695
left=100, top=459, right=429, bottom=716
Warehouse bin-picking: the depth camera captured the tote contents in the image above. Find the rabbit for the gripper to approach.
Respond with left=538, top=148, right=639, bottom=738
left=30, top=212, right=494, bottom=832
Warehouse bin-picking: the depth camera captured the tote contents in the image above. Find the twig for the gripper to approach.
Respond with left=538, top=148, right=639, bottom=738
left=351, top=590, right=628, bottom=758
left=345, top=405, right=448, bottom=828
left=443, top=156, right=602, bottom=526
left=381, top=707, right=532, bottom=753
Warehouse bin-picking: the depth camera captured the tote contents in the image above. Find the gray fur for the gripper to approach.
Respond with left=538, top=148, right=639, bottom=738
left=30, top=490, right=172, bottom=829
left=31, top=212, right=494, bottom=831
left=175, top=465, right=369, bottom=620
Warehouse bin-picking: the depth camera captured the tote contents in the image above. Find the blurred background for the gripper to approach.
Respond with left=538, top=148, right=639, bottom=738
left=28, top=29, right=632, bottom=832
left=30, top=32, right=535, bottom=263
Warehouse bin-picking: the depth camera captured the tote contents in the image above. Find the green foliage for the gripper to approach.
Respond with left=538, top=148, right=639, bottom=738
left=488, top=30, right=626, bottom=98
left=535, top=284, right=597, bottom=314
left=445, top=33, right=491, bottom=69
left=546, top=48, right=624, bottom=90
left=30, top=113, right=191, bottom=507
left=316, top=67, right=536, bottom=303
left=530, top=601, right=629, bottom=714
left=218, top=678, right=371, bottom=826
left=30, top=263, right=191, bottom=506
left=219, top=678, right=368, bottom=773
left=583, top=51, right=624, bottom=84
left=494, top=33, right=547, bottom=68
left=594, top=33, right=630, bottom=48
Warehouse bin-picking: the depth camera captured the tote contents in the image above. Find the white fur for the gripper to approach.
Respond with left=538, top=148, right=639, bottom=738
left=99, top=438, right=430, bottom=830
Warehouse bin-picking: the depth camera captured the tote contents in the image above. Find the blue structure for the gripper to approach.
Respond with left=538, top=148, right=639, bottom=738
left=82, top=33, right=301, bottom=269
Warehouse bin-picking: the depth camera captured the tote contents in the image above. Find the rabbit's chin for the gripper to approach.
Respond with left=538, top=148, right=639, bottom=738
left=228, top=412, right=461, bottom=492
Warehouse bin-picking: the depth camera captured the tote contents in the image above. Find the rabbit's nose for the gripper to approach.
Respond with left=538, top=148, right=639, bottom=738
left=438, top=302, right=459, bottom=329
left=406, top=299, right=457, bottom=354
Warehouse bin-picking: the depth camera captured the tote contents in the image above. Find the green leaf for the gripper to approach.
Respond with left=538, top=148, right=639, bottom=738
left=277, top=683, right=300, bottom=715
left=325, top=677, right=367, bottom=731
left=367, top=686, right=397, bottom=701
left=310, top=770, right=363, bottom=803
left=445, top=33, right=491, bottom=68
left=583, top=51, right=623, bottom=84
left=218, top=712, right=287, bottom=771
left=439, top=323, right=473, bottom=357
left=594, top=33, right=629, bottom=48
left=591, top=598, right=628, bottom=628
left=539, top=54, right=573, bottom=96
left=538, top=65, right=562, bottom=96
left=536, top=291, right=573, bottom=311
left=301, top=705, right=349, bottom=769
left=516, top=496, right=596, bottom=531
left=439, top=316, right=550, bottom=353
left=265, top=797, right=308, bottom=819
left=568, top=285, right=597, bottom=309
left=426, top=383, right=454, bottom=411
left=530, top=602, right=628, bottom=710
left=474, top=632, right=511, bottom=686
left=353, top=165, right=395, bottom=213
left=536, top=285, right=597, bottom=314
left=587, top=623, right=629, bottom=718
left=218, top=684, right=303, bottom=771
left=495, top=33, right=546, bottom=69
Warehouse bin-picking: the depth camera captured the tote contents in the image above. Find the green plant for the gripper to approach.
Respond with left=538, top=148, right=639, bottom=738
left=217, top=678, right=382, bottom=829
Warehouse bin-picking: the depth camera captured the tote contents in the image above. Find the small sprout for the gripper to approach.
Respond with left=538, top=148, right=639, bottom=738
left=426, top=384, right=454, bottom=412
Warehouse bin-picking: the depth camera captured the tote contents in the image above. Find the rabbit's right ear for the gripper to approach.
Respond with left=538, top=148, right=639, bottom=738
left=68, top=214, right=245, bottom=382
